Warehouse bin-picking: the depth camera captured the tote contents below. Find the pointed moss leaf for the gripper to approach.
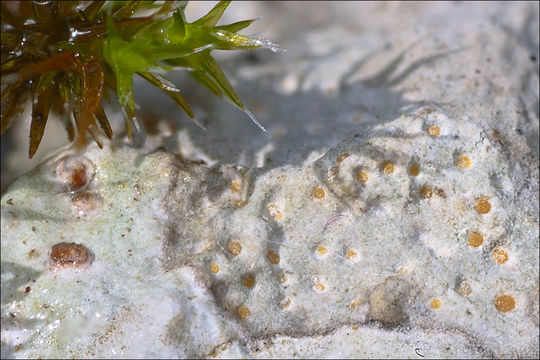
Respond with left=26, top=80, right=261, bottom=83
left=190, top=70, right=223, bottom=99
left=81, top=61, right=104, bottom=112
left=129, top=115, right=145, bottom=147
left=115, top=69, right=135, bottom=135
left=154, top=0, right=187, bottom=18
left=243, top=108, right=266, bottom=132
left=114, top=69, right=145, bottom=146
left=212, top=29, right=285, bottom=52
left=73, top=61, right=104, bottom=147
left=154, top=1, right=174, bottom=17
left=150, top=43, right=215, bottom=61
left=165, top=56, right=223, bottom=100
left=29, top=85, right=53, bottom=158
left=197, top=55, right=266, bottom=131
left=193, top=1, right=230, bottom=28
left=66, top=70, right=82, bottom=107
left=138, top=72, right=194, bottom=118
left=50, top=74, right=69, bottom=117
left=65, top=116, right=75, bottom=141
left=177, top=1, right=188, bottom=11
left=35, top=71, right=58, bottom=98
left=202, top=53, right=244, bottom=109
left=82, top=1, right=106, bottom=21
left=215, top=18, right=257, bottom=33
left=171, top=9, right=187, bottom=40
left=144, top=73, right=178, bottom=93
left=87, top=125, right=103, bottom=148
left=189, top=116, right=207, bottom=132
left=1, top=81, right=21, bottom=104
left=112, top=1, right=148, bottom=18
left=133, top=7, right=176, bottom=42
left=1, top=84, right=28, bottom=134
left=95, top=104, right=113, bottom=139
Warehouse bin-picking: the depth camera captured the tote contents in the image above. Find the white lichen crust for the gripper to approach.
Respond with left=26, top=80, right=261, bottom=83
left=1, top=106, right=538, bottom=358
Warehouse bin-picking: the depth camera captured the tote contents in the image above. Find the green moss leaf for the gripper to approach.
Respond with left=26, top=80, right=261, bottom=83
left=138, top=72, right=194, bottom=118
left=103, top=17, right=153, bottom=74
left=29, top=76, right=55, bottom=158
left=193, top=1, right=230, bottom=28
left=215, top=18, right=257, bottom=33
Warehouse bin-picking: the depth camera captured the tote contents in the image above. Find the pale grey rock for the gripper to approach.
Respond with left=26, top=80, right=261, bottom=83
left=1, top=1, right=539, bottom=359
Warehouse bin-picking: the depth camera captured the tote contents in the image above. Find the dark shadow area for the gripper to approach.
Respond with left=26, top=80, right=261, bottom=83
left=0, top=127, right=17, bottom=195
left=1, top=205, right=67, bottom=223
left=1, top=261, right=43, bottom=359
left=491, top=3, right=540, bottom=156
left=134, top=41, right=462, bottom=177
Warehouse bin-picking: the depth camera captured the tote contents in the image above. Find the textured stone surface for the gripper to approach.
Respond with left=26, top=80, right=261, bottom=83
left=1, top=1, right=539, bottom=359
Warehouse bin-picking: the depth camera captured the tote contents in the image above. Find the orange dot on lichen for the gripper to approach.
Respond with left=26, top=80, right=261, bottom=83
left=28, top=249, right=39, bottom=259
left=409, top=164, right=420, bottom=176
left=336, top=153, right=350, bottom=163
left=427, top=125, right=440, bottom=137
left=317, top=246, right=328, bottom=255
left=355, top=170, right=369, bottom=186
left=279, top=297, right=291, bottom=309
left=312, top=187, right=326, bottom=199
left=456, top=155, right=471, bottom=169
left=210, top=263, right=219, bottom=274
left=236, top=306, right=251, bottom=319
left=330, top=165, right=340, bottom=177
left=435, top=188, right=446, bottom=198
left=458, top=281, right=472, bottom=296
left=419, top=185, right=433, bottom=199
left=267, top=250, right=280, bottom=265
left=314, top=282, right=325, bottom=292
left=277, top=273, right=287, bottom=283
left=396, top=267, right=408, bottom=274
left=242, top=275, right=255, bottom=288
left=494, top=294, right=515, bottom=312
left=468, top=232, right=484, bottom=247
left=430, top=299, right=441, bottom=309
left=382, top=161, right=395, bottom=174
left=234, top=200, right=247, bottom=207
left=351, top=325, right=359, bottom=331
left=227, top=241, right=242, bottom=256
left=230, top=181, right=242, bottom=193
left=475, top=198, right=491, bottom=214
left=267, top=204, right=282, bottom=220
left=492, top=248, right=509, bottom=264
left=350, top=298, right=363, bottom=308
left=346, top=249, right=357, bottom=260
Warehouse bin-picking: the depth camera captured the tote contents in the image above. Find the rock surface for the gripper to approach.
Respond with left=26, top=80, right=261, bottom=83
left=1, top=2, right=539, bottom=359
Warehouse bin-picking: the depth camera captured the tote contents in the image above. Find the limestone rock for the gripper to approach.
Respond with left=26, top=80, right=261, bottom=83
left=1, top=1, right=538, bottom=359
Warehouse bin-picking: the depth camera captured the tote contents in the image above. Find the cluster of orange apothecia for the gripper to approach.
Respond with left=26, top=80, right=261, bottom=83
left=206, top=123, right=516, bottom=319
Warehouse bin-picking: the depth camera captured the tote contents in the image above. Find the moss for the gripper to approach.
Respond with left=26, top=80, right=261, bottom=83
left=1, top=1, right=279, bottom=158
